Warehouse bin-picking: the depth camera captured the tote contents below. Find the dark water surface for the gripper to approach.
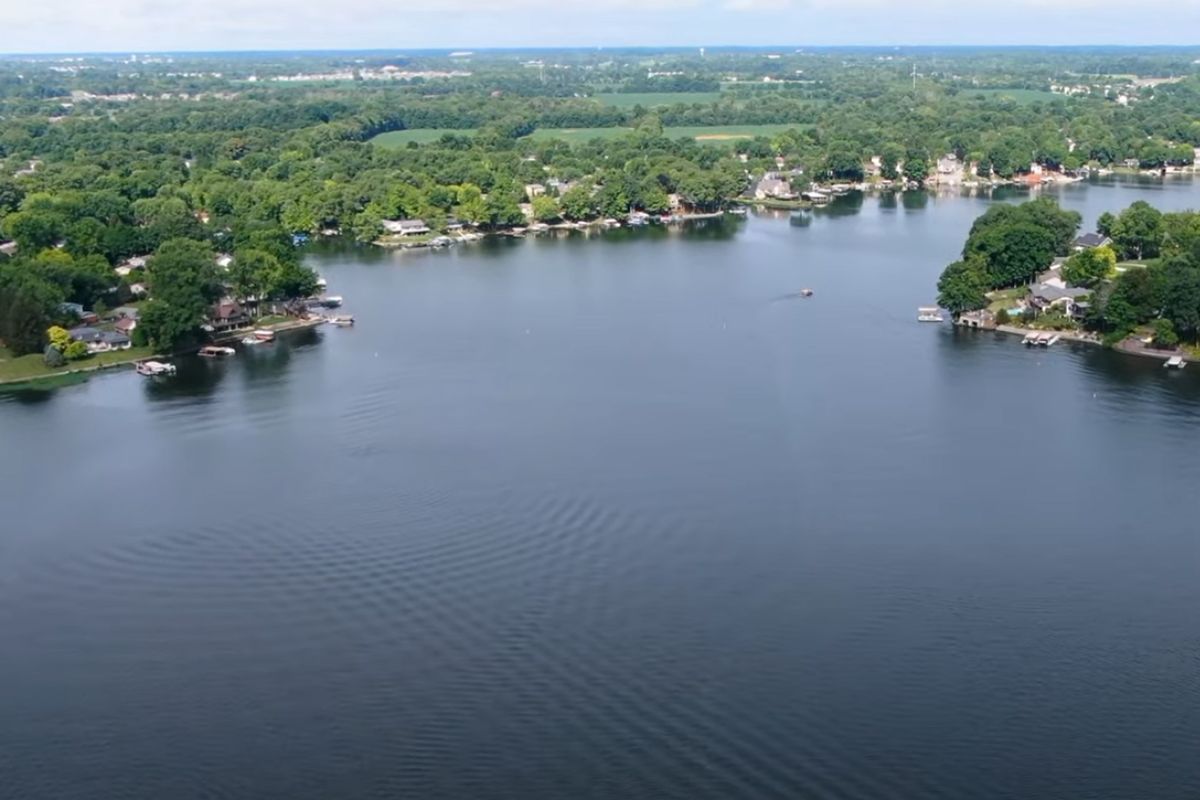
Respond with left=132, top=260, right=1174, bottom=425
left=3, top=178, right=1200, bottom=799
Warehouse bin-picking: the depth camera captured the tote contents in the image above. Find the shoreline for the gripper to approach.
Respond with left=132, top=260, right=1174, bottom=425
left=991, top=324, right=1188, bottom=364
left=1, top=316, right=327, bottom=389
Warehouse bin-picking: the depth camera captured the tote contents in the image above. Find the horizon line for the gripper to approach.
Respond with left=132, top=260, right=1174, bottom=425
left=4, top=43, right=1200, bottom=58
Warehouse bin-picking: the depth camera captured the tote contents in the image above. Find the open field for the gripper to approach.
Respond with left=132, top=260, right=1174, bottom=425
left=592, top=92, right=722, bottom=108
left=526, top=123, right=809, bottom=144
left=371, top=129, right=477, bottom=147
left=960, top=88, right=1064, bottom=105
left=373, top=123, right=813, bottom=148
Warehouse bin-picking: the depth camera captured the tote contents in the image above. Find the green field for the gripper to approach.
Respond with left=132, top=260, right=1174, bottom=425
left=371, top=129, right=477, bottom=147
left=592, top=92, right=722, bottom=108
left=961, top=88, right=1064, bottom=105
left=373, top=123, right=811, bottom=148
left=526, top=124, right=809, bottom=144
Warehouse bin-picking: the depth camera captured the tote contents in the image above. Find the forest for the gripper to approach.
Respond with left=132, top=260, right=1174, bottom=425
left=3, top=47, right=1200, bottom=357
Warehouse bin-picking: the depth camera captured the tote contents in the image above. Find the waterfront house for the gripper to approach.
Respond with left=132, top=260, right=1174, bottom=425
left=934, top=154, right=965, bottom=186
left=1028, top=282, right=1091, bottom=318
left=382, top=219, right=431, bottom=236
left=68, top=327, right=130, bottom=352
left=754, top=174, right=796, bottom=201
left=1072, top=232, right=1112, bottom=251
left=210, top=299, right=250, bottom=332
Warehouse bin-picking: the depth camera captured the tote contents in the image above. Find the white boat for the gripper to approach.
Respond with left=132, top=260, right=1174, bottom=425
left=917, top=306, right=944, bottom=322
left=315, top=276, right=328, bottom=289
left=136, top=360, right=176, bottom=376
left=241, top=336, right=264, bottom=346
left=318, top=296, right=343, bottom=308
left=198, top=345, right=235, bottom=358
left=1165, top=356, right=1187, bottom=369
left=328, top=315, right=355, bottom=327
left=253, top=329, right=276, bottom=342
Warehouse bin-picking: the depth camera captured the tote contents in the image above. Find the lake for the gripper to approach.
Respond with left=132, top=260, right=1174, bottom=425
left=3, top=177, right=1200, bottom=799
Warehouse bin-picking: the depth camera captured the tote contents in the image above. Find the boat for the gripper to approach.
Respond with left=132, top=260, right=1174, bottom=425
left=917, top=306, right=944, bottom=323
left=198, top=345, right=235, bottom=358
left=315, top=276, right=328, bottom=289
left=1165, top=356, right=1187, bottom=369
left=318, top=296, right=343, bottom=308
left=1022, top=333, right=1038, bottom=345
left=328, top=315, right=355, bottom=327
left=241, top=336, right=264, bottom=346
left=253, top=329, right=276, bottom=342
left=800, top=288, right=814, bottom=297
left=136, top=360, right=176, bottom=377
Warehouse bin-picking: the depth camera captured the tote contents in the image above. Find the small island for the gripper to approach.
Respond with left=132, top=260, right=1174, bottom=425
left=937, top=198, right=1200, bottom=363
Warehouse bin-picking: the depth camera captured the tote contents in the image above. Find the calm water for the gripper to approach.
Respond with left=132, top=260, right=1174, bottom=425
left=3, top=178, right=1200, bottom=799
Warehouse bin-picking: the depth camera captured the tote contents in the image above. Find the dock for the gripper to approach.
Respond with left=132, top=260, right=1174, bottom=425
left=1164, top=356, right=1187, bottom=369
left=1022, top=331, right=1060, bottom=347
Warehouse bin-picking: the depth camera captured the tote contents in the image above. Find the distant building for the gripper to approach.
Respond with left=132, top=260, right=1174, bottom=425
left=382, top=219, right=431, bottom=236
left=524, top=183, right=547, bottom=200
left=754, top=173, right=796, bottom=200
left=934, top=154, right=965, bottom=186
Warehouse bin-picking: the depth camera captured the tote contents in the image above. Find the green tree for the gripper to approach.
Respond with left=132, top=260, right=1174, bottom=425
left=560, top=185, right=598, bottom=220
left=531, top=195, right=560, bottom=222
left=0, top=264, right=62, bottom=356
left=936, top=257, right=989, bottom=316
left=903, top=150, right=929, bottom=184
left=968, top=223, right=1058, bottom=287
left=1111, top=201, right=1164, bottom=260
left=1062, top=245, right=1116, bottom=287
left=1152, top=318, right=1179, bottom=349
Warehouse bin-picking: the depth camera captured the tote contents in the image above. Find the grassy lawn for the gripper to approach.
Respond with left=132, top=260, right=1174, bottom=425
left=961, top=88, right=1063, bottom=105
left=592, top=92, right=722, bottom=108
left=986, top=287, right=1028, bottom=313
left=371, top=129, right=477, bottom=147
left=0, top=345, right=156, bottom=385
left=1114, top=259, right=1156, bottom=273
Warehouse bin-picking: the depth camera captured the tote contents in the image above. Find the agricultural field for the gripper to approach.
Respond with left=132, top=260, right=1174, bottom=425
left=958, top=88, right=1065, bottom=105
left=592, top=92, right=723, bottom=108
left=374, top=123, right=813, bottom=148
left=371, top=129, right=477, bottom=147
left=525, top=123, right=809, bottom=144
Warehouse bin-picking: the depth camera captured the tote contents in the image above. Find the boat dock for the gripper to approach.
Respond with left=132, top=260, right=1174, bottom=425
left=1022, top=331, right=1061, bottom=347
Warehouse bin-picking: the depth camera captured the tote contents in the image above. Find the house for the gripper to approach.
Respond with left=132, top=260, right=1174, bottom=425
left=114, top=317, right=137, bottom=336
left=754, top=173, right=796, bottom=201
left=934, top=154, right=965, bottom=186
left=210, top=299, right=250, bottom=331
left=1072, top=232, right=1112, bottom=251
left=0, top=241, right=17, bottom=257
left=547, top=178, right=577, bottom=196
left=524, top=183, right=547, bottom=200
left=59, top=302, right=86, bottom=319
left=216, top=253, right=234, bottom=269
left=1028, top=282, right=1091, bottom=317
left=68, top=326, right=129, bottom=352
left=129, top=283, right=148, bottom=297
left=381, top=219, right=431, bottom=236
left=113, top=306, right=141, bottom=321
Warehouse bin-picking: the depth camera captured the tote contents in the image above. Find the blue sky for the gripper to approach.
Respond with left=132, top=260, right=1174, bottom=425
left=7, top=0, right=1200, bottom=54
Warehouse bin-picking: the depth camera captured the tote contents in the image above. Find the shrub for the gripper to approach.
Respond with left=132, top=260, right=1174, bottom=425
left=43, top=345, right=65, bottom=368
left=64, top=340, right=91, bottom=360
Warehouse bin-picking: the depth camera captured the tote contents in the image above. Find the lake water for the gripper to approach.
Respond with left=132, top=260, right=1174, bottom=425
left=3, top=177, right=1200, bottom=799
